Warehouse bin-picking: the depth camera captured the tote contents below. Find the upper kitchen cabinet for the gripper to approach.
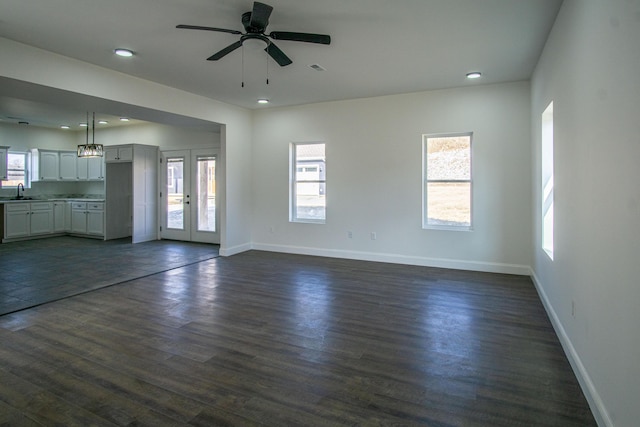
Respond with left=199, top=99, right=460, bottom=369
left=105, top=146, right=133, bottom=163
left=59, top=151, right=77, bottom=181
left=0, top=146, right=8, bottom=180
left=77, top=156, right=104, bottom=180
left=31, top=149, right=59, bottom=181
left=29, top=149, right=104, bottom=182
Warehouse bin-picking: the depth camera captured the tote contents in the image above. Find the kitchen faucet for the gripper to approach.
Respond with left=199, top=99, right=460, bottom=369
left=16, top=183, right=24, bottom=199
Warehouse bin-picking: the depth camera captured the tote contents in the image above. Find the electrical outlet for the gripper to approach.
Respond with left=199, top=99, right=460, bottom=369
left=348, top=231, right=353, bottom=239
left=371, top=232, right=377, bottom=240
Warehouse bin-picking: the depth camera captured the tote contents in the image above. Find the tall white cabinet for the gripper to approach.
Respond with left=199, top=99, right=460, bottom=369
left=105, top=144, right=158, bottom=243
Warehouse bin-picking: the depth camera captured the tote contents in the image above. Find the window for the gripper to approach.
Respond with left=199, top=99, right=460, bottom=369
left=423, top=133, right=472, bottom=229
left=290, top=142, right=326, bottom=223
left=542, top=102, right=554, bottom=259
left=4, top=152, right=29, bottom=187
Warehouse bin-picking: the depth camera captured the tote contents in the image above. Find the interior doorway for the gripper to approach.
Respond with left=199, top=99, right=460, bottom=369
left=161, top=149, right=219, bottom=244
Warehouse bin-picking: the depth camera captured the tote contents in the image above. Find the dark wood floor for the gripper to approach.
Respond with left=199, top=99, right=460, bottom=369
left=0, top=236, right=219, bottom=315
left=0, top=251, right=596, bottom=426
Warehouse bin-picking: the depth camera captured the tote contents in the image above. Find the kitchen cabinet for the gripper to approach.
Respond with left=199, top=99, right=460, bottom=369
left=59, top=151, right=77, bottom=181
left=4, top=202, right=53, bottom=240
left=87, top=203, right=105, bottom=235
left=105, top=146, right=133, bottom=163
left=30, top=149, right=104, bottom=182
left=53, top=201, right=69, bottom=233
left=5, top=203, right=29, bottom=239
left=71, top=202, right=87, bottom=234
left=30, top=202, right=54, bottom=235
left=77, top=156, right=104, bottom=180
left=0, top=146, right=8, bottom=180
left=31, top=149, right=59, bottom=181
left=105, top=144, right=158, bottom=243
left=71, top=201, right=104, bottom=236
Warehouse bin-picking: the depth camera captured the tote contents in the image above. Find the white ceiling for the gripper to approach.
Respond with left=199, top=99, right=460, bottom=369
left=0, top=0, right=563, bottom=128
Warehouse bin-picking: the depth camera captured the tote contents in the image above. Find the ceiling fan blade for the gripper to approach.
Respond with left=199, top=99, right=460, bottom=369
left=207, top=40, right=243, bottom=61
left=265, top=42, right=292, bottom=66
left=176, top=24, right=242, bottom=35
left=250, top=2, right=273, bottom=30
left=269, top=31, right=331, bottom=45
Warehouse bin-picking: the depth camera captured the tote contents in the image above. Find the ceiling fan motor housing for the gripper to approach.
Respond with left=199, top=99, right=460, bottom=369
left=242, top=11, right=267, bottom=34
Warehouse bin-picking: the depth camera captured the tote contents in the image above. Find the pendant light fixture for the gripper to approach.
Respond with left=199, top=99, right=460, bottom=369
left=77, top=112, right=104, bottom=157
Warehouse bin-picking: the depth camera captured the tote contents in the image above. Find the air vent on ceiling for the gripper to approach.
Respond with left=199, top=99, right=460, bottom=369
left=309, top=64, right=326, bottom=71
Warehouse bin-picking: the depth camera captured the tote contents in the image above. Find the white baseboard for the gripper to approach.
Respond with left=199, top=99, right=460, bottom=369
left=219, top=242, right=252, bottom=257
left=251, top=242, right=531, bottom=275
left=530, top=270, right=611, bottom=427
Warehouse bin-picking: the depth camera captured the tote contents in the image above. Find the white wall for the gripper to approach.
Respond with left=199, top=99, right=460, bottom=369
left=252, top=82, right=532, bottom=274
left=74, top=122, right=221, bottom=151
left=531, top=1, right=640, bottom=426
left=0, top=122, right=76, bottom=151
left=0, top=120, right=220, bottom=153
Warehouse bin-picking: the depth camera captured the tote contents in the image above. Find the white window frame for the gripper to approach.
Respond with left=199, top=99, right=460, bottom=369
left=290, top=142, right=326, bottom=224
left=541, top=102, right=554, bottom=260
left=422, top=132, right=473, bottom=231
left=4, top=151, right=31, bottom=188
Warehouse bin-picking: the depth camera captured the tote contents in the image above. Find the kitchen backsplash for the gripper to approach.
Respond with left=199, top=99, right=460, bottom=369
left=0, top=180, right=105, bottom=199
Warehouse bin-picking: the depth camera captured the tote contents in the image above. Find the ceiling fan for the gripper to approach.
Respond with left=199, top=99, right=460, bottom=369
left=177, top=1, right=330, bottom=67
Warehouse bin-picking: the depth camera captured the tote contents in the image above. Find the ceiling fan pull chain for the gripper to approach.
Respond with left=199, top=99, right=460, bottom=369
left=241, top=44, right=245, bottom=88
left=266, top=47, right=269, bottom=85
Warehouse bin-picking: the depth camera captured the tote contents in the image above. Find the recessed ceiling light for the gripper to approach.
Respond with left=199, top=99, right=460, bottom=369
left=60, top=125, right=70, bottom=129
left=98, top=120, right=108, bottom=124
left=119, top=117, right=130, bottom=122
left=466, top=72, right=482, bottom=79
left=114, top=48, right=134, bottom=57
left=257, top=99, right=269, bottom=104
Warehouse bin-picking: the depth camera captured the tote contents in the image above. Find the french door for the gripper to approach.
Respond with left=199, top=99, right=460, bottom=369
left=161, top=149, right=219, bottom=244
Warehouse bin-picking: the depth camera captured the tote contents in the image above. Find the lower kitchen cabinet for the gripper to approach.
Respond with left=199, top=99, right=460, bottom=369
left=71, top=202, right=87, bottom=234
left=53, top=201, right=69, bottom=233
left=5, top=204, right=30, bottom=239
left=3, top=200, right=103, bottom=242
left=71, top=202, right=104, bottom=236
left=4, top=202, right=53, bottom=240
left=87, top=203, right=105, bottom=236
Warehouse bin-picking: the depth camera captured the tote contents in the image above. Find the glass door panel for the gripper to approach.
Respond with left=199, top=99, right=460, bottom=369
left=196, top=155, right=216, bottom=232
left=167, top=157, right=185, bottom=230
